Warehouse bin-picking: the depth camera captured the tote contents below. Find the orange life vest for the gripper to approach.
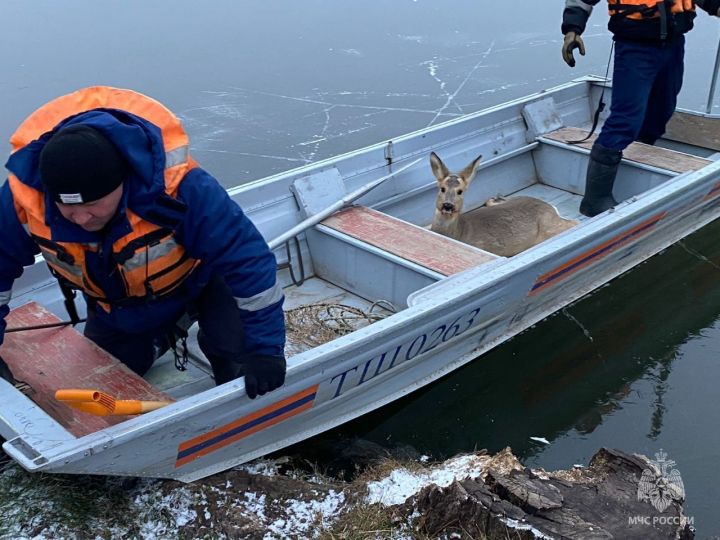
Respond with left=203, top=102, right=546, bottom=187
left=8, top=86, right=201, bottom=311
left=607, top=0, right=695, bottom=20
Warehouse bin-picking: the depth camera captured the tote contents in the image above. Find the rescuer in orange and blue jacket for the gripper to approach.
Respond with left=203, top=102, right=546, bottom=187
left=0, top=86, right=286, bottom=399
left=560, top=0, right=720, bottom=217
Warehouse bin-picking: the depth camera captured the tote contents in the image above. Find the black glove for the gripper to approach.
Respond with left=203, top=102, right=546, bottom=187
left=244, top=354, right=286, bottom=399
left=0, top=355, right=16, bottom=385
left=562, top=31, right=586, bottom=68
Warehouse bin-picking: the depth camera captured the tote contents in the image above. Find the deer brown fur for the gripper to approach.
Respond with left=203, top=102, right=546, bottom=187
left=429, top=152, right=578, bottom=257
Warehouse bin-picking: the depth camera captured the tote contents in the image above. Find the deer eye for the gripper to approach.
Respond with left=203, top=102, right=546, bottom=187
left=457, top=190, right=463, bottom=195
left=440, top=187, right=446, bottom=193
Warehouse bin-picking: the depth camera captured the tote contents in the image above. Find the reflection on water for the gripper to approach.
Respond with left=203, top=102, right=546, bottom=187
left=297, top=218, right=720, bottom=535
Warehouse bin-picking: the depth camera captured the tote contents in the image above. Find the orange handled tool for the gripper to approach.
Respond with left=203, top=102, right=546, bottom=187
left=55, top=389, right=172, bottom=416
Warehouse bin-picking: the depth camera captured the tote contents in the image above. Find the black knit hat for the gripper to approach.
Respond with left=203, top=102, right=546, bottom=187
left=39, top=125, right=128, bottom=204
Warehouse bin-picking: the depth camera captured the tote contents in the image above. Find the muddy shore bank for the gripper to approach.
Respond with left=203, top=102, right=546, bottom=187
left=0, top=444, right=692, bottom=539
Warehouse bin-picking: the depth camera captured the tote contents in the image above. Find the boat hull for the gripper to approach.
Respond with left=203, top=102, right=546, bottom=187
left=3, top=77, right=720, bottom=480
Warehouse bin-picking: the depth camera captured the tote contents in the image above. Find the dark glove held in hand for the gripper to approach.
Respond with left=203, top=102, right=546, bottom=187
left=244, top=354, right=286, bottom=399
left=0, top=355, right=16, bottom=385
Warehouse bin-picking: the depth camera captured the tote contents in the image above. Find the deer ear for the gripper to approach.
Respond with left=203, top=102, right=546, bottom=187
left=461, top=154, right=483, bottom=184
left=430, top=152, right=449, bottom=182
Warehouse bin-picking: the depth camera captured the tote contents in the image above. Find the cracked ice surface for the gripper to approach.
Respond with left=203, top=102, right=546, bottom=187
left=177, top=33, right=589, bottom=188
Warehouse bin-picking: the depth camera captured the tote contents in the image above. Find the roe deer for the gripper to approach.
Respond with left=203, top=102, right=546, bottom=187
left=429, top=152, right=578, bottom=257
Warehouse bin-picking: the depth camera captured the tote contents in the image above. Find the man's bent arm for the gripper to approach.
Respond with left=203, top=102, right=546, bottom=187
left=176, top=169, right=285, bottom=359
left=0, top=182, right=42, bottom=345
left=562, top=0, right=600, bottom=35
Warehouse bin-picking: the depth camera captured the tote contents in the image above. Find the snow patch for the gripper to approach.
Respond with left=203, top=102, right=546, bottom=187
left=501, top=517, right=554, bottom=540
left=134, top=487, right=198, bottom=537
left=265, top=490, right=345, bottom=539
left=237, top=459, right=281, bottom=476
left=240, top=491, right=268, bottom=521
left=366, top=454, right=487, bottom=506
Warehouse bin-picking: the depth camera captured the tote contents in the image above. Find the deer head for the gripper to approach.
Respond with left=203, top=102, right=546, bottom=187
left=429, top=152, right=482, bottom=237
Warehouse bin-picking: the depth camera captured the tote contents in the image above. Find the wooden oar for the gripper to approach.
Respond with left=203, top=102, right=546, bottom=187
left=55, top=389, right=172, bottom=416
left=268, top=157, right=422, bottom=250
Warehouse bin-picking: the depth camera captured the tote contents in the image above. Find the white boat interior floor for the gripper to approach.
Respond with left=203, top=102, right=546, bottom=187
left=508, top=183, right=585, bottom=222
left=144, top=337, right=214, bottom=399
left=145, top=277, right=394, bottom=400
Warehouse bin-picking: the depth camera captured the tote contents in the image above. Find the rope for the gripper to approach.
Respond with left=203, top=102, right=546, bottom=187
left=565, top=42, right=615, bottom=145
left=5, top=319, right=87, bottom=333
left=285, top=301, right=396, bottom=348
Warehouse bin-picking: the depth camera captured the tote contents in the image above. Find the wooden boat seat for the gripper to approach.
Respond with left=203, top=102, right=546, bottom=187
left=1, top=302, right=173, bottom=437
left=665, top=111, right=720, bottom=152
left=543, top=127, right=712, bottom=174
left=320, top=205, right=498, bottom=276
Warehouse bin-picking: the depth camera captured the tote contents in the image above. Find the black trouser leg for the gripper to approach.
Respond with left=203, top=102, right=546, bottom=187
left=195, top=275, right=247, bottom=385
left=579, top=143, right=622, bottom=218
left=83, top=308, right=161, bottom=376
left=84, top=276, right=246, bottom=383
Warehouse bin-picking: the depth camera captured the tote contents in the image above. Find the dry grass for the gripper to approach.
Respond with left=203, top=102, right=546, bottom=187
left=317, top=503, right=405, bottom=540
left=316, top=457, right=436, bottom=540
left=1, top=450, right=502, bottom=540
left=351, top=455, right=429, bottom=485
left=0, top=461, right=140, bottom=539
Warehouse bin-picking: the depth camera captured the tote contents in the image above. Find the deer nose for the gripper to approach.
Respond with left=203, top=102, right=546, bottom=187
left=442, top=203, right=455, bottom=212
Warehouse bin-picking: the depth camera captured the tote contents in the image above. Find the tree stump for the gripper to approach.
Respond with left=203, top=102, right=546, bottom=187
left=407, top=448, right=694, bottom=539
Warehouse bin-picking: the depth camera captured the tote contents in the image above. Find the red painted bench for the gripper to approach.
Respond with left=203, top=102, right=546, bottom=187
left=321, top=206, right=498, bottom=276
left=1, top=302, right=172, bottom=437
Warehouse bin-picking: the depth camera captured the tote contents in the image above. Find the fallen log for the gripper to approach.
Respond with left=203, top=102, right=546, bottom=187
left=405, top=448, right=694, bottom=539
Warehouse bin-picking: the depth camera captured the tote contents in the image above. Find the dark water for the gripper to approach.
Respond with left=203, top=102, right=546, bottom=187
left=318, top=219, right=720, bottom=534
left=4, top=0, right=720, bottom=535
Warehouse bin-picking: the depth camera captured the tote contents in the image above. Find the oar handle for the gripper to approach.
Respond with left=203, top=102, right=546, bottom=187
left=113, top=400, right=170, bottom=415
left=55, top=388, right=172, bottom=416
left=55, top=389, right=99, bottom=402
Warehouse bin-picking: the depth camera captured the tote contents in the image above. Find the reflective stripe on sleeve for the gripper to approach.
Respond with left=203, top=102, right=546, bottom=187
left=235, top=281, right=284, bottom=312
left=566, top=0, right=595, bottom=12
left=0, top=290, right=11, bottom=307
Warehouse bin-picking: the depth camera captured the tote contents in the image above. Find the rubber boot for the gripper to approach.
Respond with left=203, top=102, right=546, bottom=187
left=579, top=144, right=622, bottom=217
